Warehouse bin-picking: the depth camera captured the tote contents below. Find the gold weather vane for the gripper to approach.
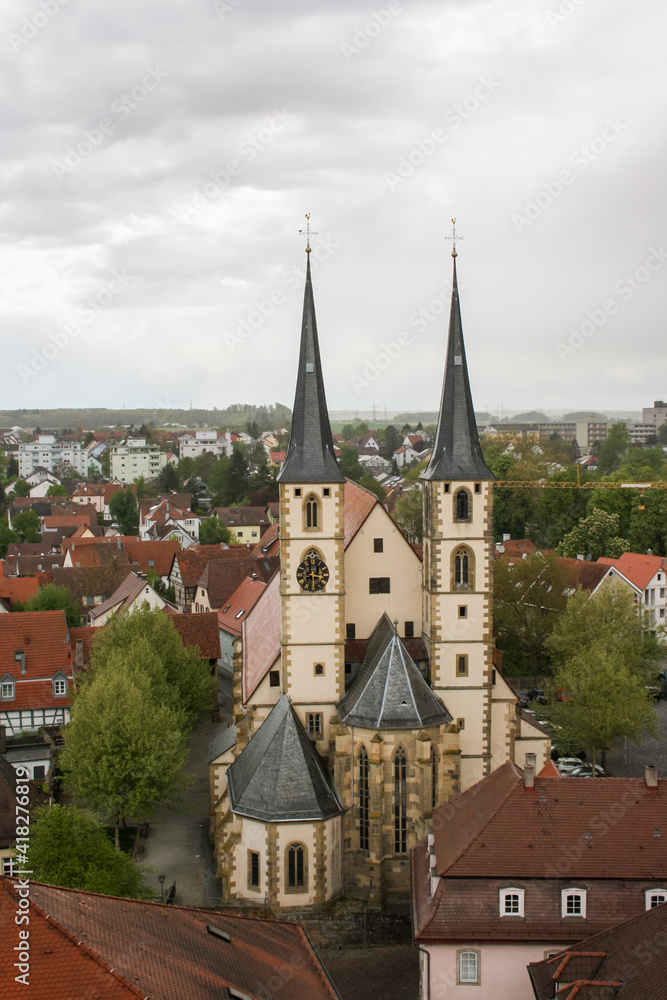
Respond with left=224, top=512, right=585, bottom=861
left=445, top=218, right=464, bottom=258
left=299, top=213, right=317, bottom=253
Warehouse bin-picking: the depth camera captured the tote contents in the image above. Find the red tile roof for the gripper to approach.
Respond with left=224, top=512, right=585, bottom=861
left=214, top=506, right=270, bottom=528
left=197, top=555, right=278, bottom=610
left=171, top=547, right=233, bottom=589
left=43, top=512, right=95, bottom=529
left=0, top=879, right=338, bottom=1000
left=343, top=480, right=378, bottom=548
left=0, top=576, right=39, bottom=606
left=433, top=763, right=667, bottom=880
left=251, top=520, right=280, bottom=558
left=242, top=573, right=281, bottom=702
left=0, top=611, right=73, bottom=711
left=218, top=577, right=267, bottom=637
left=168, top=612, right=221, bottom=660
left=122, top=538, right=181, bottom=577
left=537, top=759, right=562, bottom=778
left=601, top=551, right=667, bottom=592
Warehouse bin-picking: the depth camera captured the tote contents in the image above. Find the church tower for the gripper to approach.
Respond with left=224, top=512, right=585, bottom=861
left=276, top=236, right=346, bottom=752
left=421, top=235, right=495, bottom=791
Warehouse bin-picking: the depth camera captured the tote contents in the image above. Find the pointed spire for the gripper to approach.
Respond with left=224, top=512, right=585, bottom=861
left=422, top=253, right=494, bottom=482
left=278, top=251, right=344, bottom=484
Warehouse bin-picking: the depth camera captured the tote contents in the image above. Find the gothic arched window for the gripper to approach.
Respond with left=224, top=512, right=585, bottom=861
left=305, top=494, right=320, bottom=529
left=359, top=746, right=369, bottom=852
left=286, top=843, right=306, bottom=891
left=455, top=489, right=470, bottom=522
left=453, top=546, right=474, bottom=591
left=394, top=747, right=407, bottom=855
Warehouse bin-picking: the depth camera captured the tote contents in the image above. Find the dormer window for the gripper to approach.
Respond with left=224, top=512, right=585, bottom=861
left=53, top=673, right=68, bottom=697
left=646, top=889, right=667, bottom=909
left=561, top=888, right=586, bottom=917
left=500, top=887, right=525, bottom=917
left=1, top=675, right=15, bottom=700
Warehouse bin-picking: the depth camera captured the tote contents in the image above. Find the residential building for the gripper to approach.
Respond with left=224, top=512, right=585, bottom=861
left=193, top=554, right=278, bottom=612
left=0, top=752, right=47, bottom=876
left=213, top=505, right=271, bottom=543
left=209, top=248, right=544, bottom=910
left=592, top=552, right=667, bottom=634
left=537, top=421, right=607, bottom=451
left=217, top=575, right=267, bottom=679
left=642, top=399, right=667, bottom=430
left=169, top=546, right=237, bottom=612
left=18, top=435, right=87, bottom=478
left=88, top=571, right=171, bottom=626
left=0, top=879, right=340, bottom=1000
left=52, top=562, right=132, bottom=618
left=528, top=897, right=667, bottom=1000
left=139, top=498, right=199, bottom=544
left=412, top=759, right=667, bottom=1000
left=0, top=611, right=75, bottom=734
left=110, top=438, right=167, bottom=481
left=628, top=422, right=658, bottom=445
left=178, top=429, right=232, bottom=459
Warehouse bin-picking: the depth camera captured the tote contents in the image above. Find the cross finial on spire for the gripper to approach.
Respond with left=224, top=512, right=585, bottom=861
left=299, top=213, right=317, bottom=254
left=445, top=218, right=464, bottom=258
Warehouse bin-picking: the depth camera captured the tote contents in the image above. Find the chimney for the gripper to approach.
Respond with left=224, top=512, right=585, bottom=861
left=645, top=764, right=658, bottom=789
left=75, top=640, right=84, bottom=668
left=502, top=533, right=511, bottom=542
left=524, top=754, right=536, bottom=789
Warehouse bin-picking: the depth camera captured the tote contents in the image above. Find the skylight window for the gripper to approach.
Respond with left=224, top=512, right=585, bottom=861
left=235, top=609, right=245, bottom=619
left=207, top=925, right=231, bottom=942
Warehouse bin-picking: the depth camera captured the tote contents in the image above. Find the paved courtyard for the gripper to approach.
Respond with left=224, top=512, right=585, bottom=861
left=138, top=718, right=226, bottom=907
left=605, top=697, right=667, bottom=777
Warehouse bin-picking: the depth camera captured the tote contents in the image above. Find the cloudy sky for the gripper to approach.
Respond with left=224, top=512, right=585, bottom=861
left=1, top=0, right=665, bottom=418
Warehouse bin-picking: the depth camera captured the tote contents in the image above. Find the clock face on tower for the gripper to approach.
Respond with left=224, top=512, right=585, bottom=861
left=296, top=551, right=329, bottom=592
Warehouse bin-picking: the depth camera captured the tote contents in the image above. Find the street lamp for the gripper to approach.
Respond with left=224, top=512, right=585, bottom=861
left=158, top=874, right=166, bottom=903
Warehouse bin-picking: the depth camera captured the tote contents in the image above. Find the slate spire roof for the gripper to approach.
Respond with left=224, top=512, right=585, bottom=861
left=226, top=693, right=343, bottom=822
left=422, top=254, right=494, bottom=482
left=277, top=253, right=344, bottom=484
left=337, top=613, right=452, bottom=729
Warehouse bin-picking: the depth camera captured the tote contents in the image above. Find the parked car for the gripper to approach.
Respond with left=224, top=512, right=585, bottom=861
left=569, top=763, right=608, bottom=778
left=557, top=757, right=588, bottom=774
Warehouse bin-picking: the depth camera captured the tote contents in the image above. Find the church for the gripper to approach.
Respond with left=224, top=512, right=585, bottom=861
left=209, top=231, right=549, bottom=910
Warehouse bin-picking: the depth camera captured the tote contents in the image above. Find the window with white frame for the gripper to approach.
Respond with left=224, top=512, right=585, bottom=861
left=457, top=950, right=480, bottom=984
left=1, top=676, right=15, bottom=700
left=2, top=857, right=17, bottom=876
left=561, top=888, right=586, bottom=917
left=53, top=676, right=67, bottom=697
left=645, top=889, right=667, bottom=909
left=499, top=887, right=525, bottom=916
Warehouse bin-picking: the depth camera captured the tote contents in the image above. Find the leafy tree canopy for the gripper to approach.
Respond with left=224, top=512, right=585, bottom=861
left=12, top=479, right=31, bottom=497
left=23, top=583, right=82, bottom=628
left=596, top=422, right=631, bottom=474
left=339, top=444, right=364, bottom=483
left=60, top=660, right=189, bottom=847
left=392, top=485, right=423, bottom=543
left=11, top=510, right=41, bottom=543
left=558, top=507, right=629, bottom=560
left=109, top=488, right=139, bottom=535
left=359, top=473, right=386, bottom=502
left=199, top=515, right=231, bottom=546
left=26, top=805, right=151, bottom=898
left=46, top=483, right=68, bottom=496
left=0, top=523, right=18, bottom=558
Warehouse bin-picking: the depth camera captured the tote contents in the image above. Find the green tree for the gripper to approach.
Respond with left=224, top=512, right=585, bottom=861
left=87, top=605, right=215, bottom=730
left=133, top=474, right=152, bottom=499
left=658, top=423, right=667, bottom=445
left=156, top=463, right=180, bottom=492
left=339, top=444, right=363, bottom=482
left=393, top=485, right=423, bottom=543
left=222, top=448, right=250, bottom=505
left=109, top=488, right=139, bottom=535
left=83, top=431, right=95, bottom=447
left=547, top=647, right=655, bottom=772
left=547, top=585, right=659, bottom=678
left=559, top=508, right=629, bottom=560
left=627, top=489, right=667, bottom=556
left=493, top=553, right=569, bottom=674
left=11, top=510, right=41, bottom=543
left=341, top=423, right=356, bottom=442
left=12, top=479, right=30, bottom=497
left=23, top=583, right=82, bottom=627
left=101, top=449, right=111, bottom=477
left=53, top=460, right=82, bottom=482
left=199, top=515, right=231, bottom=545
left=61, top=661, right=189, bottom=848
left=6, top=457, right=18, bottom=479
left=359, top=473, right=386, bottom=502
left=0, top=523, right=18, bottom=558
left=382, top=424, right=401, bottom=460
left=27, top=805, right=151, bottom=898
left=146, top=569, right=176, bottom=603
left=535, top=469, right=595, bottom=548
left=46, top=483, right=68, bottom=496
left=597, top=423, right=631, bottom=474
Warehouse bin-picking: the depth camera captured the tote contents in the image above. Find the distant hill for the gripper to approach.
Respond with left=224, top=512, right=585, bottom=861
left=501, top=411, right=549, bottom=424
left=562, top=411, right=609, bottom=423
left=0, top=404, right=292, bottom=432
